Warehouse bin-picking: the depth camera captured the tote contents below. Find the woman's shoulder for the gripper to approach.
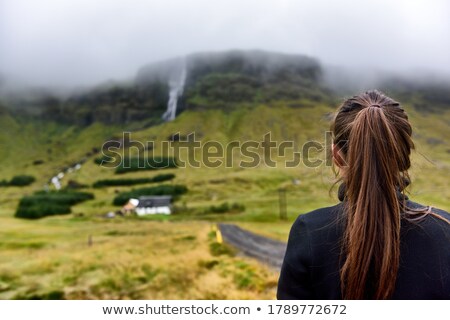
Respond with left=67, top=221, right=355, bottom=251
left=402, top=201, right=450, bottom=245
left=291, top=203, right=345, bottom=237
left=295, top=203, right=344, bottom=225
left=291, top=201, right=450, bottom=238
left=407, top=200, right=449, bottom=215
left=406, top=200, right=450, bottom=222
left=430, top=205, right=450, bottom=220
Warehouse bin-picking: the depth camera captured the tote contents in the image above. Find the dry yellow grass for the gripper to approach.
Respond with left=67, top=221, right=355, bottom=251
left=0, top=216, right=278, bottom=299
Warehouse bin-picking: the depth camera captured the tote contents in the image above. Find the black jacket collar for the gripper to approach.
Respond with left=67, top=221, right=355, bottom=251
left=337, top=182, right=409, bottom=202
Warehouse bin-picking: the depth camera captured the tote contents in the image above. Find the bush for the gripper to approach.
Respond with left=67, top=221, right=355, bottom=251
left=206, top=202, right=246, bottom=214
left=21, top=191, right=94, bottom=206
left=32, top=160, right=44, bottom=165
left=94, top=178, right=152, bottom=188
left=66, top=180, right=88, bottom=189
left=94, top=155, right=119, bottom=166
left=115, top=157, right=177, bottom=174
left=94, top=156, right=104, bottom=165
left=15, top=203, right=71, bottom=219
left=15, top=191, right=94, bottom=219
left=93, top=173, right=175, bottom=188
left=209, top=202, right=230, bottom=213
left=7, top=175, right=36, bottom=187
left=94, top=156, right=177, bottom=173
left=230, top=202, right=246, bottom=213
left=151, top=173, right=176, bottom=182
left=209, top=242, right=235, bottom=257
left=113, top=184, right=188, bottom=206
left=14, top=290, right=65, bottom=300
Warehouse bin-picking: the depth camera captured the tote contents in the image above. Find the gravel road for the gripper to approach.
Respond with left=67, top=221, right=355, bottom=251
left=218, top=223, right=287, bottom=270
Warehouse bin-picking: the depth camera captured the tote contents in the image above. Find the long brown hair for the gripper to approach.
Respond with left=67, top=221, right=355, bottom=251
left=331, top=90, right=428, bottom=299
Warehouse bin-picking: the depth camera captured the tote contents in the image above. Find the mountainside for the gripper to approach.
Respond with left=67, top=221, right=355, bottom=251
left=3, top=49, right=449, bottom=128
left=1, top=101, right=449, bottom=212
left=2, top=50, right=332, bottom=126
left=137, top=50, right=330, bottom=112
left=0, top=49, right=449, bottom=198
left=0, top=107, right=124, bottom=179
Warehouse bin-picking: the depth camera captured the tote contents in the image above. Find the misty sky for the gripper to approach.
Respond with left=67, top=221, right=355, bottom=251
left=1, top=0, right=449, bottom=88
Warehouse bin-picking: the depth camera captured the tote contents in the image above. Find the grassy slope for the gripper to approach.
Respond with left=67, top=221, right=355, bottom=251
left=0, top=114, right=123, bottom=180
left=0, top=101, right=449, bottom=299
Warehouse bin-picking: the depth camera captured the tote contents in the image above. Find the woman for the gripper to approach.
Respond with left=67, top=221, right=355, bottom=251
left=277, top=90, right=450, bottom=299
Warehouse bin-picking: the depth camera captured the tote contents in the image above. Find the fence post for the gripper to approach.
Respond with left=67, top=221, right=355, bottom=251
left=279, top=188, right=287, bottom=220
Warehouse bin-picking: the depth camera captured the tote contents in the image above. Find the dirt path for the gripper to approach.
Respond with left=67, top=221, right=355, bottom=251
left=218, top=223, right=287, bottom=270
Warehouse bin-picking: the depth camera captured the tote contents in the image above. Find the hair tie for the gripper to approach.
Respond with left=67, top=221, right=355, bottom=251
left=370, top=104, right=381, bottom=108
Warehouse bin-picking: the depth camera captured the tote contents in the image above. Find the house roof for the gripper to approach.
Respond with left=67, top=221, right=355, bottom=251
left=128, top=198, right=139, bottom=206
left=137, top=195, right=172, bottom=208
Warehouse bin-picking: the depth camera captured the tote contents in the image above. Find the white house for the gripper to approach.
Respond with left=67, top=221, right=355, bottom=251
left=123, top=196, right=172, bottom=216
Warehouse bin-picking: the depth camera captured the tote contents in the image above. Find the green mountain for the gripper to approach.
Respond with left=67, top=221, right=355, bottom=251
left=2, top=50, right=330, bottom=125
left=0, top=49, right=449, bottom=211
left=138, top=50, right=330, bottom=111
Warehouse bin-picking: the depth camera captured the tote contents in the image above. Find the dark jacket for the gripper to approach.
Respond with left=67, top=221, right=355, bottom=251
left=277, top=198, right=450, bottom=299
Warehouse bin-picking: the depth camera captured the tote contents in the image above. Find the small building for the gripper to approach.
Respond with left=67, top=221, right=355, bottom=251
left=136, top=196, right=172, bottom=215
left=122, top=198, right=140, bottom=215
left=122, top=196, right=172, bottom=216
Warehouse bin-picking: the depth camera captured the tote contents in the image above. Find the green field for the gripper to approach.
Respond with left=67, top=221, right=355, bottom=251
left=0, top=100, right=449, bottom=299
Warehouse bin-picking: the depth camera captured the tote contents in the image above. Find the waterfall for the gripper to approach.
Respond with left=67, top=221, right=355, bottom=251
left=162, top=59, right=186, bottom=121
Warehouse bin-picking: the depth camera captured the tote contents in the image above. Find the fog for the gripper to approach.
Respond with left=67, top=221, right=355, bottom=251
left=1, top=0, right=449, bottom=89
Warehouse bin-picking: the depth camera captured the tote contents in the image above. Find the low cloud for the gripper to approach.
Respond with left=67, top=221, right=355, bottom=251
left=1, top=0, right=449, bottom=89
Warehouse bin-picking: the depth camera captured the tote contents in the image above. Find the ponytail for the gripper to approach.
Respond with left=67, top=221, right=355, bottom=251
left=332, top=90, right=414, bottom=299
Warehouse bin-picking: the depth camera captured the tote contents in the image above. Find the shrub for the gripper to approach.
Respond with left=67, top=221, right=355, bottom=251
left=93, top=173, right=175, bottom=188
left=198, top=259, right=219, bottom=270
left=94, top=156, right=177, bottom=173
left=115, top=157, right=177, bottom=174
left=15, top=203, right=71, bottom=219
left=15, top=191, right=94, bottom=219
left=66, top=180, right=88, bottom=189
left=209, top=202, right=230, bottom=214
left=205, top=202, right=246, bottom=214
left=232, top=261, right=265, bottom=290
left=32, top=160, right=45, bottom=165
left=230, top=202, right=246, bottom=213
left=23, top=191, right=94, bottom=206
left=8, top=175, right=36, bottom=187
left=14, top=290, right=65, bottom=300
left=209, top=242, right=235, bottom=257
left=151, top=173, right=176, bottom=182
left=93, top=155, right=119, bottom=166
left=94, top=178, right=152, bottom=188
left=112, top=184, right=188, bottom=206
left=94, top=156, right=104, bottom=165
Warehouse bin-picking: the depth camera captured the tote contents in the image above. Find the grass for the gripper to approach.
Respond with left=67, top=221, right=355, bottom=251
left=0, top=218, right=278, bottom=299
left=0, top=100, right=448, bottom=299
